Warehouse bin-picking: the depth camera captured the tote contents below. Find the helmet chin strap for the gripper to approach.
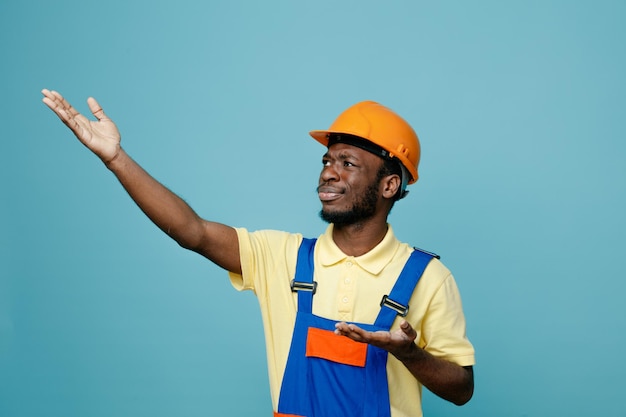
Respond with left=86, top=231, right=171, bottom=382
left=397, top=164, right=410, bottom=200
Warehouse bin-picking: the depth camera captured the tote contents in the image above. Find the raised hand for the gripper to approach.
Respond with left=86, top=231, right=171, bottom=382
left=42, top=89, right=121, bottom=164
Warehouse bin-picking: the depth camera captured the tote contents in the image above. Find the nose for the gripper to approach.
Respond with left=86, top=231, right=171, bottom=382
left=320, top=163, right=339, bottom=183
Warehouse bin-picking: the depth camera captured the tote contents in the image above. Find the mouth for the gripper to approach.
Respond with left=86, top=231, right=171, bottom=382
left=317, top=185, right=343, bottom=202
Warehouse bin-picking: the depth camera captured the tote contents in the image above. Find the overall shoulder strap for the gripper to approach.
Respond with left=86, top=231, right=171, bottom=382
left=291, top=238, right=317, bottom=313
left=374, top=248, right=437, bottom=329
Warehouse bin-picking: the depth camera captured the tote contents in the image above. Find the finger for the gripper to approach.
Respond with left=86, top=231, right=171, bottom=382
left=42, top=95, right=71, bottom=122
left=55, top=92, right=81, bottom=118
left=41, top=88, right=60, bottom=102
left=399, top=320, right=417, bottom=340
left=87, top=97, right=108, bottom=121
left=338, top=323, right=371, bottom=343
left=335, top=322, right=355, bottom=334
left=48, top=90, right=67, bottom=108
left=42, top=89, right=61, bottom=110
left=42, top=90, right=74, bottom=118
left=42, top=94, right=86, bottom=137
left=335, top=322, right=364, bottom=334
left=334, top=321, right=350, bottom=335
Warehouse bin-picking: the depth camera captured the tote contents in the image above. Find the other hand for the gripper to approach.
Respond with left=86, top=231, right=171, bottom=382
left=335, top=319, right=418, bottom=361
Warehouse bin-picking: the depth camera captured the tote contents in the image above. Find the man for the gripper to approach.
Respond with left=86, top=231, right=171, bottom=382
left=42, top=90, right=475, bottom=417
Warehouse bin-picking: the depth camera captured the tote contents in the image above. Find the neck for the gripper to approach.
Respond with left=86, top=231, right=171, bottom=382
left=331, top=217, right=389, bottom=257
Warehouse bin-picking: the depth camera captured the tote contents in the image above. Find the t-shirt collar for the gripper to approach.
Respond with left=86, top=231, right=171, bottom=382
left=317, top=224, right=401, bottom=275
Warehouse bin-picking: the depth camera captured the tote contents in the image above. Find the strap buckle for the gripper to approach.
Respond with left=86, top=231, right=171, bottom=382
left=380, top=295, right=409, bottom=317
left=290, top=280, right=317, bottom=294
left=413, top=246, right=440, bottom=259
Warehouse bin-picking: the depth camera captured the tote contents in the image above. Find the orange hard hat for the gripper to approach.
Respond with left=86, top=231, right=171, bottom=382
left=309, top=101, right=421, bottom=183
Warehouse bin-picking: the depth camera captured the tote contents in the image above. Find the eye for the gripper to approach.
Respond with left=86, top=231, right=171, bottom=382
left=322, top=159, right=331, bottom=167
left=343, top=161, right=354, bottom=167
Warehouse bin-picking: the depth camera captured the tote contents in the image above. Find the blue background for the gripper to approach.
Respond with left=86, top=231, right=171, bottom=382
left=2, top=1, right=625, bottom=416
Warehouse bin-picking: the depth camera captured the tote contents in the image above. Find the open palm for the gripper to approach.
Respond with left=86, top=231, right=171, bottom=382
left=42, top=89, right=121, bottom=163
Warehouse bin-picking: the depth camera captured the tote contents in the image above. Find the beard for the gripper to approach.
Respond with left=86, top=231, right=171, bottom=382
left=319, top=180, right=380, bottom=226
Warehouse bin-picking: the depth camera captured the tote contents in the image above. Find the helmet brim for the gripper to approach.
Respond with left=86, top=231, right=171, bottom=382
left=309, top=130, right=331, bottom=146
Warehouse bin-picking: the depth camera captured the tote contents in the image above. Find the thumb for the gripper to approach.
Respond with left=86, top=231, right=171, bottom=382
left=87, top=97, right=109, bottom=121
left=399, top=320, right=417, bottom=341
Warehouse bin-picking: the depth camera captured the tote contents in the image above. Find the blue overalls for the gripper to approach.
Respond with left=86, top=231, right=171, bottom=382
left=275, top=238, right=436, bottom=417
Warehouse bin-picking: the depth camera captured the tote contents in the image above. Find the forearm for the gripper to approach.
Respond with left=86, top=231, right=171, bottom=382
left=335, top=320, right=474, bottom=405
left=395, top=344, right=474, bottom=405
left=42, top=89, right=240, bottom=272
left=105, top=149, right=206, bottom=250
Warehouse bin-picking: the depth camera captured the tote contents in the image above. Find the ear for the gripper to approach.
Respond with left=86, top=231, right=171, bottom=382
left=381, top=174, right=401, bottom=200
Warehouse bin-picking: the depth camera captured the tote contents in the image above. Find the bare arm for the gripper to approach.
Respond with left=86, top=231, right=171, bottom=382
left=41, top=89, right=241, bottom=274
left=335, top=320, right=474, bottom=405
